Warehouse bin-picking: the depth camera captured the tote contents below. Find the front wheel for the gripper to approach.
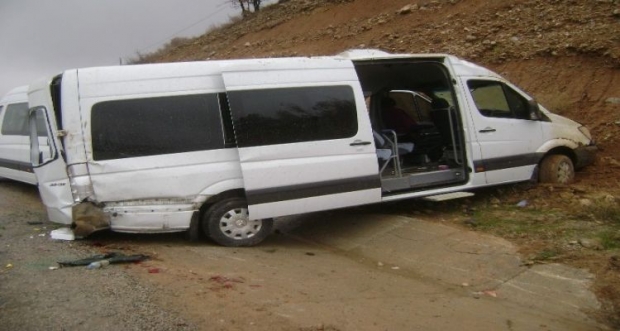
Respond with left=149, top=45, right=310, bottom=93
left=202, top=198, right=273, bottom=247
left=539, top=154, right=575, bottom=184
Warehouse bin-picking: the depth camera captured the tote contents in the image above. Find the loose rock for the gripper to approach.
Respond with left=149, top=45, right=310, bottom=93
left=578, top=238, right=603, bottom=250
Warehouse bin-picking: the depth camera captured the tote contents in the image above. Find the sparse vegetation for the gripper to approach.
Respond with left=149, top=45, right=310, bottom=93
left=581, top=199, right=620, bottom=224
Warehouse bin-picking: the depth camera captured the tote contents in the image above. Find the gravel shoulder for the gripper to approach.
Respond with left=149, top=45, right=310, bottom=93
left=0, top=181, right=194, bottom=331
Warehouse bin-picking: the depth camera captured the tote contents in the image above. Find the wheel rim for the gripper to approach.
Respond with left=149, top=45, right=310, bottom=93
left=557, top=161, right=573, bottom=183
left=219, top=207, right=262, bottom=240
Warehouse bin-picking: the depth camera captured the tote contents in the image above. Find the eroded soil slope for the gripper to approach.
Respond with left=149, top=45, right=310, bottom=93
left=142, top=0, right=620, bottom=188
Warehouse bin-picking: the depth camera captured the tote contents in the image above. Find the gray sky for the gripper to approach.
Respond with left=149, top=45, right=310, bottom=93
left=0, top=0, right=270, bottom=97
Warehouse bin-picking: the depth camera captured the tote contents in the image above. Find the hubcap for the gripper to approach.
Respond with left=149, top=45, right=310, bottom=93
left=219, top=207, right=262, bottom=240
left=557, top=161, right=572, bottom=183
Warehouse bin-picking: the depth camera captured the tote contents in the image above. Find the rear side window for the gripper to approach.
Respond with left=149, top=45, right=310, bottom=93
left=91, top=94, right=223, bottom=160
left=228, top=86, right=358, bottom=147
left=1, top=102, right=29, bottom=135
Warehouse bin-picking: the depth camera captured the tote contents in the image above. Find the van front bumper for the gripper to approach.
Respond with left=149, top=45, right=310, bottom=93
left=574, top=145, right=597, bottom=169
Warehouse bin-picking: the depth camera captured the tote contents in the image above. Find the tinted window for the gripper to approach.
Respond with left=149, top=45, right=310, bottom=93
left=504, top=86, right=530, bottom=119
left=228, top=86, right=358, bottom=147
left=91, top=94, right=223, bottom=160
left=1, top=102, right=29, bottom=135
left=468, top=80, right=530, bottom=119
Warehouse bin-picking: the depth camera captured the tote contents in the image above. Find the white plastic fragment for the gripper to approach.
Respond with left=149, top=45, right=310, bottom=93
left=50, top=228, right=75, bottom=241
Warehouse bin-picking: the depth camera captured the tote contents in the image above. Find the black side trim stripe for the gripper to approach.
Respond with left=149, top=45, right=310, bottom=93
left=246, top=175, right=381, bottom=205
left=0, top=158, right=34, bottom=173
left=474, top=153, right=544, bottom=173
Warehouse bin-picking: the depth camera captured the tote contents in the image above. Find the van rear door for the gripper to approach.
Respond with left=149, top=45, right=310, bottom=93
left=28, top=79, right=74, bottom=224
left=222, top=58, right=381, bottom=220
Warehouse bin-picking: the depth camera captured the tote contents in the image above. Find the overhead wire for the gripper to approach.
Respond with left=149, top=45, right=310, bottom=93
left=136, top=2, right=231, bottom=54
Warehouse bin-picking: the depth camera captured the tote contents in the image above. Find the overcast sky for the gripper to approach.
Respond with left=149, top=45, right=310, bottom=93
left=0, top=0, right=271, bottom=97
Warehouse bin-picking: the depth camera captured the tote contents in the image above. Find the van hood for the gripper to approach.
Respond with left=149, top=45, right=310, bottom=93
left=545, top=112, right=581, bottom=127
left=541, top=108, right=593, bottom=146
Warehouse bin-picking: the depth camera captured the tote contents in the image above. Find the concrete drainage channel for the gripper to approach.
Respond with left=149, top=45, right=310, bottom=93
left=276, top=212, right=603, bottom=329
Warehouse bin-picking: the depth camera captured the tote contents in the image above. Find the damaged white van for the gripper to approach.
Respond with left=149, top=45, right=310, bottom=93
left=28, top=50, right=596, bottom=246
left=0, top=85, right=48, bottom=184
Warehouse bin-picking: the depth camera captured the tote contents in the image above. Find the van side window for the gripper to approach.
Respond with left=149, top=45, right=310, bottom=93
left=1, top=103, right=29, bottom=135
left=468, top=80, right=530, bottom=120
left=227, top=86, right=358, bottom=147
left=91, top=94, right=224, bottom=161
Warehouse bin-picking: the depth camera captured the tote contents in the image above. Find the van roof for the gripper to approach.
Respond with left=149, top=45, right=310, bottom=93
left=0, top=85, right=28, bottom=104
left=337, top=49, right=501, bottom=79
left=32, top=50, right=502, bottom=95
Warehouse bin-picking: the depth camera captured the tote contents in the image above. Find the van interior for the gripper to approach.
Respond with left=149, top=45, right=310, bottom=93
left=353, top=59, right=468, bottom=195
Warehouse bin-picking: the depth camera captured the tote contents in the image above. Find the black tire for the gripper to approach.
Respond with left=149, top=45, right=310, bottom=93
left=201, top=198, right=273, bottom=247
left=539, top=154, right=575, bottom=184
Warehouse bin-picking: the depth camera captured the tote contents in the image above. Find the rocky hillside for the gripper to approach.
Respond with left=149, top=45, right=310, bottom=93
left=136, top=0, right=620, bottom=325
left=139, top=0, right=620, bottom=189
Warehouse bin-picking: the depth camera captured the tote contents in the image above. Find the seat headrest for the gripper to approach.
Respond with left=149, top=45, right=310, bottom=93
left=431, top=98, right=450, bottom=109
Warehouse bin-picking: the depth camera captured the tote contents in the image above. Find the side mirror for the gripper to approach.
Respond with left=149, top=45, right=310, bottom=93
left=528, top=99, right=542, bottom=121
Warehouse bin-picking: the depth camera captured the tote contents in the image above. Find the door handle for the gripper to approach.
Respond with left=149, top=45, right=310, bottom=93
left=350, top=140, right=371, bottom=146
left=479, top=127, right=496, bottom=133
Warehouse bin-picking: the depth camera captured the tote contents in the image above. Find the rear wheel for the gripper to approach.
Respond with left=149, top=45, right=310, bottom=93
left=539, top=154, right=574, bottom=184
left=202, top=198, right=273, bottom=247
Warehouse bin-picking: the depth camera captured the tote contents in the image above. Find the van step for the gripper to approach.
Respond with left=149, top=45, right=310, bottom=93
left=422, top=192, right=474, bottom=202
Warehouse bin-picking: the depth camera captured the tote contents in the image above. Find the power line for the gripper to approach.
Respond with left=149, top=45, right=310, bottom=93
left=137, top=4, right=231, bottom=54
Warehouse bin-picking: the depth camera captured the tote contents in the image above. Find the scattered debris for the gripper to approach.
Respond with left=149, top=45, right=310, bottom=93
left=26, top=221, right=44, bottom=225
left=209, top=275, right=245, bottom=284
left=57, top=252, right=149, bottom=267
left=391, top=266, right=400, bottom=270
left=48, top=266, right=59, bottom=270
left=87, top=260, right=110, bottom=270
left=461, top=282, right=470, bottom=287
left=377, top=261, right=384, bottom=267
left=208, top=275, right=245, bottom=290
left=305, top=252, right=315, bottom=256
left=6, top=263, right=13, bottom=269
left=50, top=228, right=75, bottom=241
left=605, top=97, right=620, bottom=105
left=396, top=4, right=417, bottom=15
left=483, top=290, right=498, bottom=298
left=516, top=200, right=528, bottom=208
left=148, top=268, right=160, bottom=274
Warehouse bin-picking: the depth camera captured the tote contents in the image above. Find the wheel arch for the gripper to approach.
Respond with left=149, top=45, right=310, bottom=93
left=539, top=146, right=577, bottom=167
left=187, top=182, right=246, bottom=242
left=198, top=189, right=246, bottom=217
